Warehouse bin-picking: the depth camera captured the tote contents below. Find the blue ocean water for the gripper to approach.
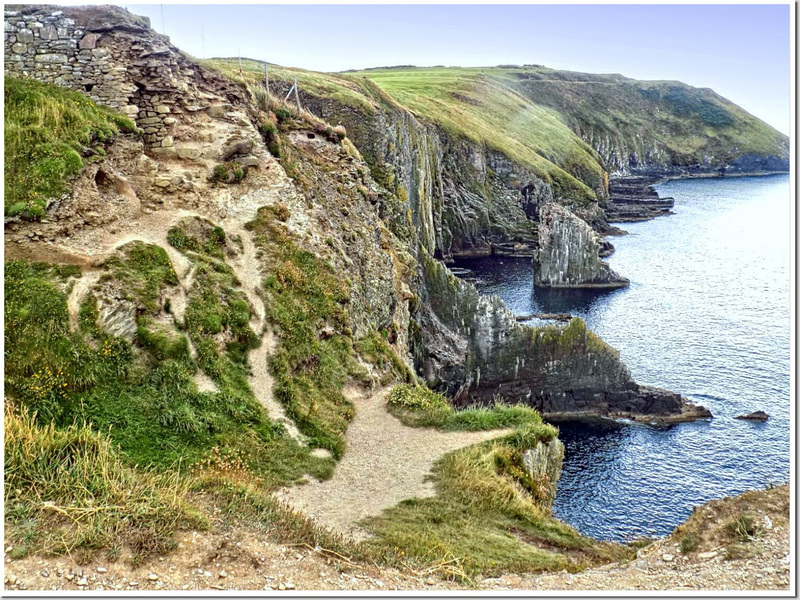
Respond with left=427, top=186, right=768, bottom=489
left=453, top=174, right=791, bottom=541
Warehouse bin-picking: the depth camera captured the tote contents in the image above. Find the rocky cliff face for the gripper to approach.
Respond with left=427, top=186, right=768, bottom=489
left=4, top=4, right=709, bottom=423
left=534, top=203, right=629, bottom=288
left=288, top=85, right=564, bottom=262
left=522, top=438, right=564, bottom=509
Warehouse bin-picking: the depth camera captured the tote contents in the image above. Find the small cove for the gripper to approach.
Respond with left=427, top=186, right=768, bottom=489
left=453, top=174, right=791, bottom=541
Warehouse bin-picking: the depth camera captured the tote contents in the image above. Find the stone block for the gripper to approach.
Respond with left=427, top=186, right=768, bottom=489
left=161, top=136, right=174, bottom=148
left=155, top=105, right=170, bottom=114
left=40, top=25, right=58, bottom=40
left=11, top=42, right=26, bottom=54
left=34, top=53, right=67, bottom=64
left=16, top=28, right=33, bottom=43
left=78, top=33, right=100, bottom=49
left=176, top=146, right=201, bottom=160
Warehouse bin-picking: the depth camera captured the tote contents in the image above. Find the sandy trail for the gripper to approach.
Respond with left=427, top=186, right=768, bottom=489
left=278, top=387, right=512, bottom=540
left=247, top=330, right=304, bottom=441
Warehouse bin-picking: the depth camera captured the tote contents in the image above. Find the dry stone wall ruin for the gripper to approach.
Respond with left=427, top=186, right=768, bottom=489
left=4, top=4, right=245, bottom=147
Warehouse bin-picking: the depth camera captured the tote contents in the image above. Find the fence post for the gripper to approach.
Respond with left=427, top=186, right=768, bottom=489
left=293, top=76, right=301, bottom=112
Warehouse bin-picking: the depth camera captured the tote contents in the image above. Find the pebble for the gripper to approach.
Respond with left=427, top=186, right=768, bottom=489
left=76, top=577, right=88, bottom=586
left=97, top=567, right=108, bottom=573
left=285, top=582, right=296, bottom=589
left=698, top=551, right=718, bottom=560
left=662, top=554, right=675, bottom=562
left=219, top=570, right=227, bottom=578
left=148, top=573, right=159, bottom=581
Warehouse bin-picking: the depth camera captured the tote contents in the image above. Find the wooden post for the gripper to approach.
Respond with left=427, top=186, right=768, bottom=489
left=293, top=76, right=301, bottom=112
left=264, top=61, right=269, bottom=93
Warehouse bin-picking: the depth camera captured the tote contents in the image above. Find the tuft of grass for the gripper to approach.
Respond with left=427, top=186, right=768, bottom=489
left=4, top=77, right=135, bottom=219
left=724, top=513, right=762, bottom=543
left=387, top=384, right=548, bottom=432
left=209, top=162, right=246, bottom=184
left=679, top=533, right=699, bottom=554
left=4, top=403, right=204, bottom=563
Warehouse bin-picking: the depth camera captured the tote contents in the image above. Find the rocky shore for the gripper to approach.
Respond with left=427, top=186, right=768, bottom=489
left=604, top=176, right=675, bottom=222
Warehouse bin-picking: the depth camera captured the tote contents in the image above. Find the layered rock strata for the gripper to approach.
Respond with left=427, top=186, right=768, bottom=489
left=605, top=176, right=675, bottom=222
left=533, top=203, right=629, bottom=289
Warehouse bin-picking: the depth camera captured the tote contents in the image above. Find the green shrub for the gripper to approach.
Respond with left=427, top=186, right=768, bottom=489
left=725, top=513, right=762, bottom=542
left=209, top=162, right=246, bottom=184
left=679, top=533, right=699, bottom=553
left=274, top=107, right=293, bottom=123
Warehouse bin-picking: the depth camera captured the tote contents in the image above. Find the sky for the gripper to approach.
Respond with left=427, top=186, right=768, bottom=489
left=125, top=3, right=791, bottom=134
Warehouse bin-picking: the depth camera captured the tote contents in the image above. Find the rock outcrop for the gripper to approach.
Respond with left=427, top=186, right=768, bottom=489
left=522, top=438, right=564, bottom=509
left=605, top=176, right=675, bottom=223
left=533, top=203, right=629, bottom=289
left=735, top=411, right=769, bottom=422
left=415, top=252, right=707, bottom=421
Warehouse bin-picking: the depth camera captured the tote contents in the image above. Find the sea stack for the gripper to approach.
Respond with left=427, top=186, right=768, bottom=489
left=533, top=202, right=629, bottom=289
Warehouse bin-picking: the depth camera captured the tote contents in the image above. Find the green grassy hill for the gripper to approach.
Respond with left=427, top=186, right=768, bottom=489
left=206, top=60, right=788, bottom=200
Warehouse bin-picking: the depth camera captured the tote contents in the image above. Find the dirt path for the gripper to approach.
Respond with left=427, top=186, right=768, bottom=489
left=247, top=330, right=304, bottom=441
left=277, top=386, right=512, bottom=540
left=66, top=270, right=101, bottom=331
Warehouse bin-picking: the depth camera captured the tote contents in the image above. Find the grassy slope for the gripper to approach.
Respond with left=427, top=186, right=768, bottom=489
left=205, top=59, right=788, bottom=203
left=493, top=67, right=789, bottom=163
left=204, top=59, right=602, bottom=202
left=4, top=78, right=135, bottom=219
left=4, top=71, right=630, bottom=576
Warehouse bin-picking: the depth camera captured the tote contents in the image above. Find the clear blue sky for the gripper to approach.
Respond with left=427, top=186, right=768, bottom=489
left=125, top=4, right=791, bottom=134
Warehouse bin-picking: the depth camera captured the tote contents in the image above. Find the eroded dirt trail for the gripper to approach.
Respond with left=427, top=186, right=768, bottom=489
left=24, top=201, right=302, bottom=441
left=277, top=386, right=512, bottom=540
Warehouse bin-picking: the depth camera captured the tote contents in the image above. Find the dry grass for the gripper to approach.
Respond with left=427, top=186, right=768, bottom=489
left=4, top=403, right=205, bottom=563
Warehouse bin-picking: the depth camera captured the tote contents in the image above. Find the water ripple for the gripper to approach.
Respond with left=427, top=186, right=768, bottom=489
left=454, top=174, right=790, bottom=541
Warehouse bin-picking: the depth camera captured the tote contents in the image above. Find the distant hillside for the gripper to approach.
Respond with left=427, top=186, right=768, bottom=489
left=206, top=60, right=789, bottom=201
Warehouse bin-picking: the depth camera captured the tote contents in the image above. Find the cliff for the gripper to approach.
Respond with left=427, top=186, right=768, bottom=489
left=3, top=4, right=712, bottom=426
left=534, top=202, right=629, bottom=288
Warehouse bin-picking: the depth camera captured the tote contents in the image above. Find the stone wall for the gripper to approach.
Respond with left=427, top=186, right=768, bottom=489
left=4, top=4, right=245, bottom=147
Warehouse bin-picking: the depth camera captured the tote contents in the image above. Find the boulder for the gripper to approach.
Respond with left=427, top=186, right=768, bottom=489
left=735, top=410, right=769, bottom=421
